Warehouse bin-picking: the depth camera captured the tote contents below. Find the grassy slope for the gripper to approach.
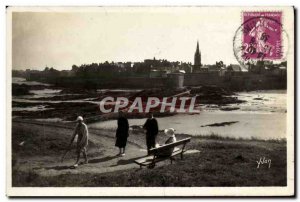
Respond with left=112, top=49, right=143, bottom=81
left=12, top=121, right=286, bottom=187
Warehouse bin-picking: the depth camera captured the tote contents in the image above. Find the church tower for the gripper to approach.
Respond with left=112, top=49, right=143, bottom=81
left=193, top=41, right=201, bottom=72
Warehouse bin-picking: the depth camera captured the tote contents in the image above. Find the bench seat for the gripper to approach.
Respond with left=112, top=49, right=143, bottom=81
left=134, top=138, right=191, bottom=168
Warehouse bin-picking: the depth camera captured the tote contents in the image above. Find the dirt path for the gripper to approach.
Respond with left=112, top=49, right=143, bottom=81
left=13, top=121, right=147, bottom=177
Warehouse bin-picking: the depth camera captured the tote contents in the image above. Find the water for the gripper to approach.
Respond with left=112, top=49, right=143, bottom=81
left=89, top=91, right=287, bottom=140
left=234, top=90, right=286, bottom=113
left=13, top=98, right=100, bottom=104
left=97, top=89, right=142, bottom=93
left=89, top=111, right=286, bottom=139
left=12, top=77, right=287, bottom=139
left=12, top=77, right=64, bottom=111
left=13, top=105, right=53, bottom=112
left=12, top=77, right=51, bottom=86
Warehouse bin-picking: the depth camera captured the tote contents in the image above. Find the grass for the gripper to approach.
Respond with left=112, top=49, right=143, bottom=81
left=11, top=122, right=100, bottom=168
left=12, top=123, right=287, bottom=187
left=193, top=132, right=287, bottom=143
left=13, top=140, right=286, bottom=186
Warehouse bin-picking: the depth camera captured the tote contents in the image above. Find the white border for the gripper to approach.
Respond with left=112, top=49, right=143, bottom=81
left=5, top=6, right=295, bottom=197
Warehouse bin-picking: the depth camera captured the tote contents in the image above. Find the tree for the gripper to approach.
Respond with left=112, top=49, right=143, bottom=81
left=216, top=61, right=224, bottom=68
left=72, top=65, right=79, bottom=72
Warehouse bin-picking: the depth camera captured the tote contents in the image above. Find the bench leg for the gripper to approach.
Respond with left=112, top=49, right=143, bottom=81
left=148, top=163, right=156, bottom=169
left=181, top=143, right=187, bottom=160
left=170, top=157, right=175, bottom=164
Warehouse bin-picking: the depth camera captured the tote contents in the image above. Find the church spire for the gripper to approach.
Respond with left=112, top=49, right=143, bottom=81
left=194, top=40, right=201, bottom=72
left=196, top=41, right=200, bottom=54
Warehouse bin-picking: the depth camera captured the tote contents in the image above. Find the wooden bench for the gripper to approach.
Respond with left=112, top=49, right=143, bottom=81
left=134, top=138, right=191, bottom=168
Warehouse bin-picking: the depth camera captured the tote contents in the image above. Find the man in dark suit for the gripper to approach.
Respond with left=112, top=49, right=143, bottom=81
left=143, top=112, right=159, bottom=155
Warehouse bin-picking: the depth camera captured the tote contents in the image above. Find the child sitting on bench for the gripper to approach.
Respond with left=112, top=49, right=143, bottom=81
left=157, top=128, right=177, bottom=157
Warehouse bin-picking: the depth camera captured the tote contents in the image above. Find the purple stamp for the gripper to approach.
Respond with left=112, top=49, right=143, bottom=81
left=241, top=12, right=282, bottom=60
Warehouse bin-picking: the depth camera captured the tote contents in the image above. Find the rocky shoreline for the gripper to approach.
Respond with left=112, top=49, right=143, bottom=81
left=12, top=83, right=246, bottom=122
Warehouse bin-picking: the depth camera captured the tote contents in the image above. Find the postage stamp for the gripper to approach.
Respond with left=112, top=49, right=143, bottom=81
left=241, top=12, right=282, bottom=61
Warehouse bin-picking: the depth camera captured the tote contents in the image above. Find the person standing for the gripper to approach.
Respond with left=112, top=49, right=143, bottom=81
left=143, top=112, right=159, bottom=155
left=66, top=116, right=89, bottom=168
left=115, top=111, right=129, bottom=156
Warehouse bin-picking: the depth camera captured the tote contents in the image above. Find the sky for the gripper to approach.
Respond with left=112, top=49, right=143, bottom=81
left=12, top=7, right=243, bottom=70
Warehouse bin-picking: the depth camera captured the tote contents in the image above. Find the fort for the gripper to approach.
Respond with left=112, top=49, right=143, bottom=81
left=12, top=41, right=287, bottom=91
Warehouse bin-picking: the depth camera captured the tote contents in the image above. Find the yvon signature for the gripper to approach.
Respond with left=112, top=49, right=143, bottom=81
left=256, top=157, right=271, bottom=168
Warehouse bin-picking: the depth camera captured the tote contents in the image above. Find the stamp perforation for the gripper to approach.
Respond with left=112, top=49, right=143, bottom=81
left=234, top=10, right=288, bottom=68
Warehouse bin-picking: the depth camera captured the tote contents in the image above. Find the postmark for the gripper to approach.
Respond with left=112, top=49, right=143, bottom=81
left=233, top=11, right=289, bottom=68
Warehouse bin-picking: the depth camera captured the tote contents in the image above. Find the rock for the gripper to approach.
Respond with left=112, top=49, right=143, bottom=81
left=220, top=107, right=240, bottom=111
left=234, top=155, right=247, bottom=163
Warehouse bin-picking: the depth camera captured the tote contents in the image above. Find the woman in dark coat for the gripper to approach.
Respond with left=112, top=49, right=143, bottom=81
left=115, top=111, right=129, bottom=156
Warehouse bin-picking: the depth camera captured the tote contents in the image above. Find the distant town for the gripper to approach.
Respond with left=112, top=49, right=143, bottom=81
left=12, top=42, right=287, bottom=91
